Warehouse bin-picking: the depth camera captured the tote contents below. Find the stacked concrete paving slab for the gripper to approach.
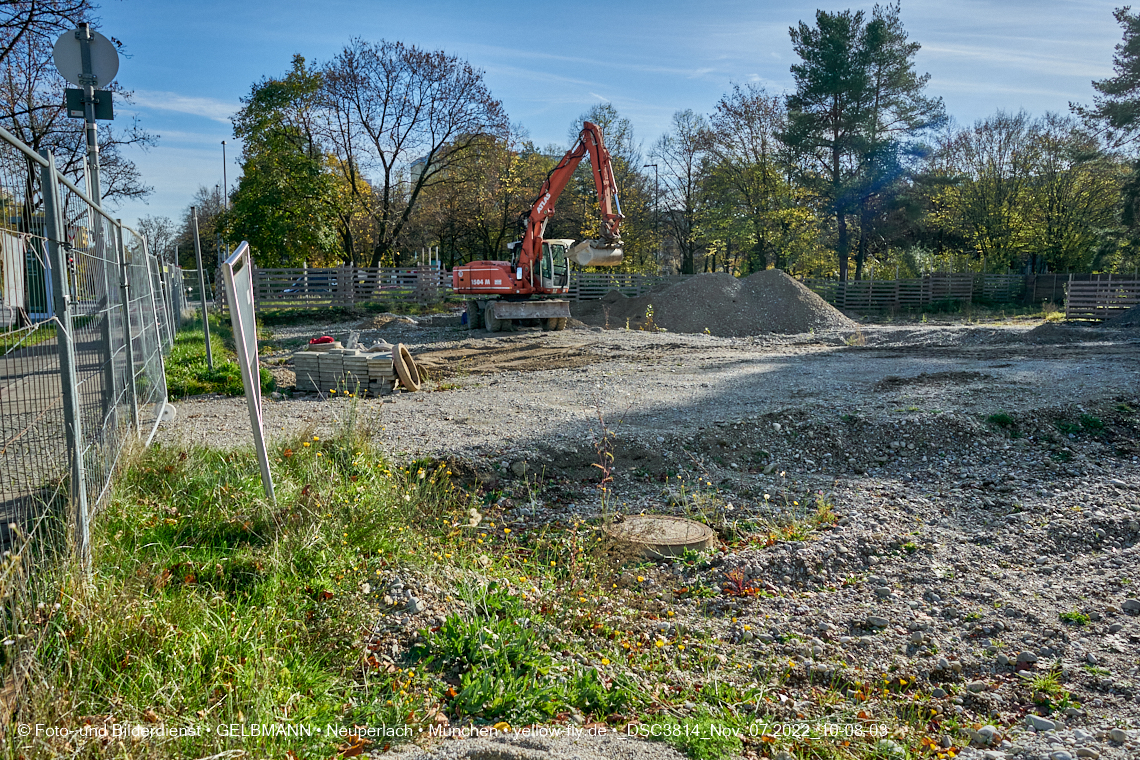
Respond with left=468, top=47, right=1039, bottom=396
left=293, top=348, right=396, bottom=396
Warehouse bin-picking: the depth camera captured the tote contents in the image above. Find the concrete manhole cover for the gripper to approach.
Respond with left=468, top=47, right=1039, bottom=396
left=604, top=515, right=716, bottom=558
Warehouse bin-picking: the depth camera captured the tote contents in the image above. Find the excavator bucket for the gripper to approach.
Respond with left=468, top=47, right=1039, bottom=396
left=569, top=239, right=623, bottom=267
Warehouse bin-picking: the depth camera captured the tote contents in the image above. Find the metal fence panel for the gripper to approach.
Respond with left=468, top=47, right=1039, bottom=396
left=0, top=124, right=177, bottom=720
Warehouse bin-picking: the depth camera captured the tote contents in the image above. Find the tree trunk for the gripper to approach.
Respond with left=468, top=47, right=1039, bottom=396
left=855, top=198, right=869, bottom=280
left=339, top=221, right=355, bottom=266
left=837, top=211, right=849, bottom=281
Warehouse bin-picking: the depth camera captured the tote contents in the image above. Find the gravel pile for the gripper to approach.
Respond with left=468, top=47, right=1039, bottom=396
left=573, top=270, right=855, bottom=336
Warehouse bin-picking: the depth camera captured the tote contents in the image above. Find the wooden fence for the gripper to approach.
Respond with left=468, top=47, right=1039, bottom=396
left=567, top=272, right=690, bottom=300
left=205, top=266, right=449, bottom=309
left=1065, top=275, right=1140, bottom=320
left=802, top=274, right=1012, bottom=309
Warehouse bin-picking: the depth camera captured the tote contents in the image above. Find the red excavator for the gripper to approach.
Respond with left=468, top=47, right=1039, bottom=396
left=453, top=121, right=624, bottom=331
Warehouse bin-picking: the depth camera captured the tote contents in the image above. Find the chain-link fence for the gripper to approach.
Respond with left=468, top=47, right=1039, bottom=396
left=0, top=125, right=176, bottom=718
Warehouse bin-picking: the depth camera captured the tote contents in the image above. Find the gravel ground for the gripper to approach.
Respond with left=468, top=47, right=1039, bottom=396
left=158, top=317, right=1140, bottom=760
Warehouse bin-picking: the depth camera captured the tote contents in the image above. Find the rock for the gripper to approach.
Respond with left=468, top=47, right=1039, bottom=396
left=910, top=631, right=924, bottom=645
left=874, top=739, right=905, bottom=757
left=874, top=586, right=893, bottom=598
left=1108, top=623, right=1123, bottom=633
left=1050, top=751, right=1073, bottom=760
left=973, top=725, right=998, bottom=745
left=1075, top=749, right=1100, bottom=759
left=867, top=615, right=890, bottom=627
left=406, top=596, right=425, bottom=614
left=997, top=653, right=1011, bottom=666
left=510, top=461, right=528, bottom=476
left=1017, top=651, right=1039, bottom=665
left=1026, top=714, right=1056, bottom=731
left=967, top=680, right=987, bottom=693
left=1123, top=599, right=1140, bottom=613
left=936, top=657, right=950, bottom=671
left=932, top=687, right=947, bottom=698
left=1108, top=728, right=1128, bottom=743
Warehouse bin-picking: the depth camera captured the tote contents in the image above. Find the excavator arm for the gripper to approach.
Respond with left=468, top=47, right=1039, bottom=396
left=514, top=121, right=624, bottom=272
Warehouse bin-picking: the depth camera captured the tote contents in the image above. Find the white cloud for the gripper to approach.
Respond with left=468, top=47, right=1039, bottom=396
left=127, top=90, right=237, bottom=123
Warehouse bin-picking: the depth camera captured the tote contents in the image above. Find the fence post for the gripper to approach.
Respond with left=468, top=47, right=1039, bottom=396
left=191, top=207, right=213, bottom=369
left=1065, top=273, right=1073, bottom=318
left=94, top=213, right=119, bottom=441
left=42, top=150, right=90, bottom=570
left=144, top=252, right=164, bottom=365
left=114, top=221, right=140, bottom=434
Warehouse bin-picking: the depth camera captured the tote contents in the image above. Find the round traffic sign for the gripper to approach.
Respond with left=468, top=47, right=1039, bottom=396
left=52, top=29, right=119, bottom=87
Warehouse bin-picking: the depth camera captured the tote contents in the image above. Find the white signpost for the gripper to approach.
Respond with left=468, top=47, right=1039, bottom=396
left=222, top=242, right=275, bottom=503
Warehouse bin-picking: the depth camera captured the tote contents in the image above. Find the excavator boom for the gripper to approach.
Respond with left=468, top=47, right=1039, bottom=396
left=453, top=121, right=625, bottom=330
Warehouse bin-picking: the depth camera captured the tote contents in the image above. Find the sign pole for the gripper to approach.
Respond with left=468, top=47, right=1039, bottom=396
left=76, top=23, right=102, bottom=206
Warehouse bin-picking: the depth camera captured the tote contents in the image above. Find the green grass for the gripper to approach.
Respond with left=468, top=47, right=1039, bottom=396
left=1059, top=610, right=1091, bottom=626
left=14, top=414, right=958, bottom=760
left=18, top=416, right=460, bottom=758
left=987, top=411, right=1016, bottom=429
left=166, top=316, right=274, bottom=399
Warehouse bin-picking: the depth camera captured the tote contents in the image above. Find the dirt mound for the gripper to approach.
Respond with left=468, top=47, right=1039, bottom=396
left=1103, top=304, right=1140, bottom=327
left=572, top=270, right=855, bottom=336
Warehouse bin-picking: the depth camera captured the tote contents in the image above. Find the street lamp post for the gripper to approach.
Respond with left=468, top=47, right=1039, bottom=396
left=643, top=163, right=658, bottom=271
left=221, top=140, right=229, bottom=209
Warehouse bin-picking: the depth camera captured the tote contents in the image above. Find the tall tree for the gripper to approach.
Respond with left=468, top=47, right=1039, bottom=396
left=223, top=55, right=341, bottom=266
left=0, top=9, right=154, bottom=205
left=1073, top=7, right=1140, bottom=271
left=320, top=39, right=507, bottom=267
left=853, top=2, right=945, bottom=278
left=136, top=214, right=176, bottom=263
left=0, top=0, right=92, bottom=68
left=651, top=109, right=708, bottom=274
left=932, top=111, right=1038, bottom=270
left=1025, top=114, right=1121, bottom=273
left=704, top=83, right=819, bottom=272
left=783, top=9, right=871, bottom=281
left=1074, top=7, right=1140, bottom=144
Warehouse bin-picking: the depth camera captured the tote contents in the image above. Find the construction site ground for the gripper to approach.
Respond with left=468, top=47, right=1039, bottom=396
left=157, top=314, right=1140, bottom=760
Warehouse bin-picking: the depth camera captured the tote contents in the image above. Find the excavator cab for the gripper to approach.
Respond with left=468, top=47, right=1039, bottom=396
left=540, top=239, right=572, bottom=291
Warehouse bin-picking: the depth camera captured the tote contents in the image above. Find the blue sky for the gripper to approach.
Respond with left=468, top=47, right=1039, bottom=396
left=96, top=0, right=1125, bottom=229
